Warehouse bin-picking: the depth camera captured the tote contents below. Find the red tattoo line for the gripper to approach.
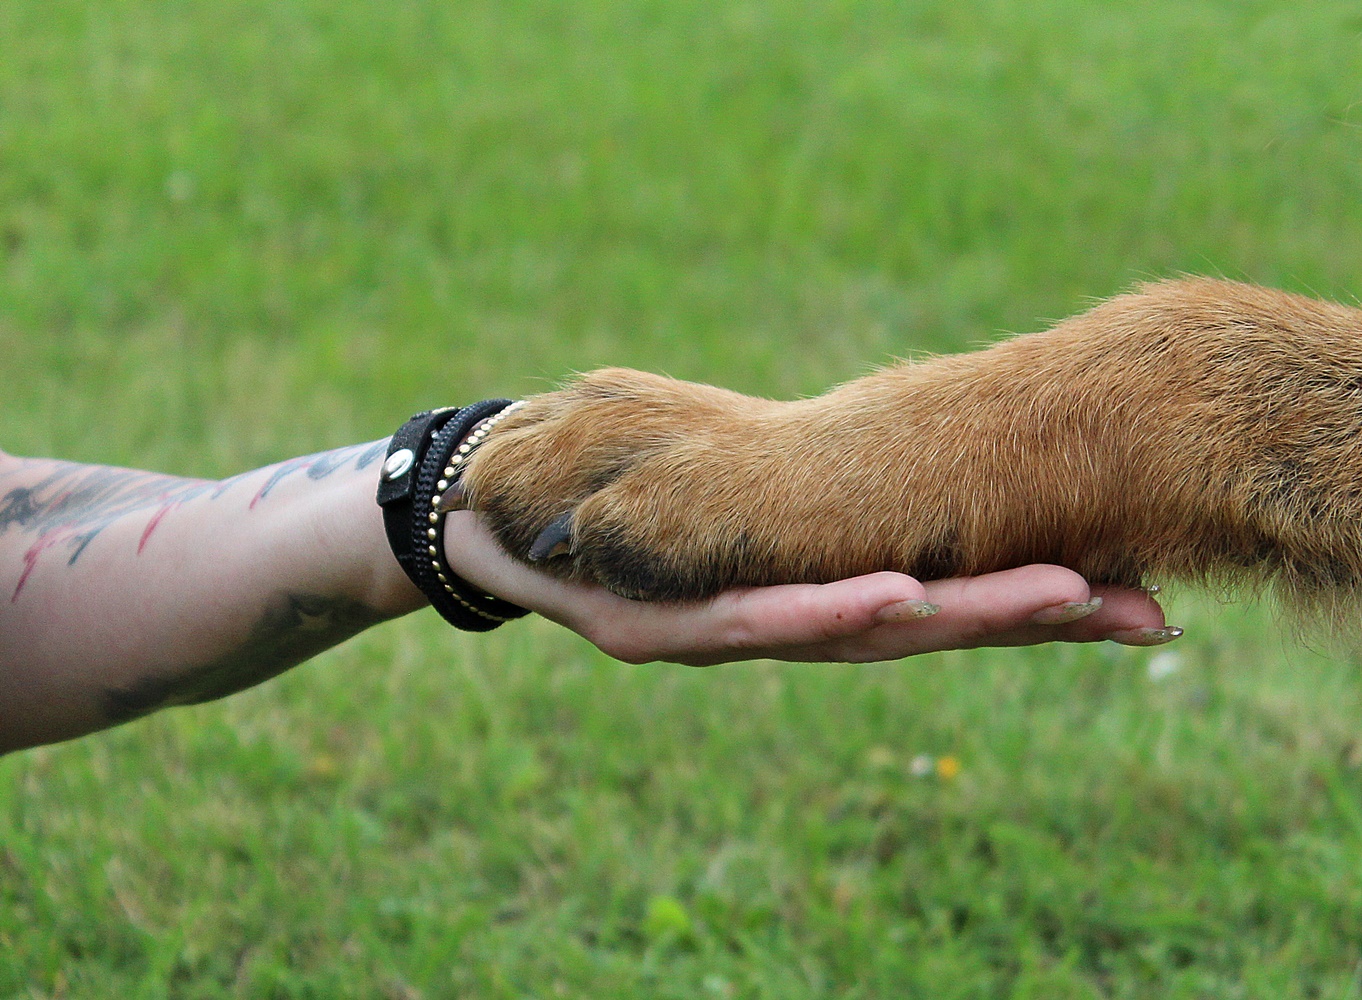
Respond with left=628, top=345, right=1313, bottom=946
left=138, top=501, right=181, bottom=554
left=12, top=528, right=75, bottom=602
left=249, top=459, right=305, bottom=510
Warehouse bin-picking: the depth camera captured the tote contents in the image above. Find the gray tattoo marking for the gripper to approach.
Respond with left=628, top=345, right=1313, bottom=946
left=0, top=467, right=222, bottom=599
left=100, top=593, right=384, bottom=723
left=249, top=440, right=388, bottom=508
left=1, top=441, right=388, bottom=601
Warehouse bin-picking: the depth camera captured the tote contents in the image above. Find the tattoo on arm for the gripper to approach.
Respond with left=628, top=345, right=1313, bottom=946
left=99, top=593, right=384, bottom=724
left=248, top=439, right=388, bottom=508
left=0, top=441, right=388, bottom=601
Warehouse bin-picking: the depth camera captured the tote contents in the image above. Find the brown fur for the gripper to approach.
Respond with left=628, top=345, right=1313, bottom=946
left=463, top=278, right=1362, bottom=621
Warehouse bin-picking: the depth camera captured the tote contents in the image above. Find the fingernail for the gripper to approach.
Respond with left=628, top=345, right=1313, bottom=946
left=876, top=599, right=940, bottom=623
left=1030, top=597, right=1103, bottom=626
left=1110, top=626, right=1184, bottom=646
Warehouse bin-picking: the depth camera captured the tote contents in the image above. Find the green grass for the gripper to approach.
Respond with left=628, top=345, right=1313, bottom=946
left=4, top=0, right=1362, bottom=995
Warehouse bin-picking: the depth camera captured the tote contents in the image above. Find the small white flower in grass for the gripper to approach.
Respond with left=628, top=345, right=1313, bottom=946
left=909, top=754, right=934, bottom=777
left=1147, top=650, right=1183, bottom=681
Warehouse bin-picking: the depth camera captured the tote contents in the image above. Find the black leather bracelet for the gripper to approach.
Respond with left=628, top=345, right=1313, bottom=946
left=377, top=400, right=530, bottom=631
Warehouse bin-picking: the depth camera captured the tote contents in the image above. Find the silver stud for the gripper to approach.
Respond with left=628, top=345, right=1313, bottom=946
left=428, top=545, right=438, bottom=556
left=381, top=448, right=415, bottom=481
left=428, top=512, right=439, bottom=524
left=428, top=528, right=437, bottom=540
left=437, top=480, right=448, bottom=491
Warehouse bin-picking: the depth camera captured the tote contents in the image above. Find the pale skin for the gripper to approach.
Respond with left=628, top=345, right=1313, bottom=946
left=0, top=441, right=1171, bottom=755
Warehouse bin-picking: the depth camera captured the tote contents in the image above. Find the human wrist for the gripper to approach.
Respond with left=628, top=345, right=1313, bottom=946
left=376, top=404, right=530, bottom=630
left=293, top=450, right=426, bottom=620
left=357, top=470, right=428, bottom=618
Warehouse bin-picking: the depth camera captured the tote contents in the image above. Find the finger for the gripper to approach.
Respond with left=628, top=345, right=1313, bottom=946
left=761, top=567, right=1096, bottom=661
left=911, top=567, right=1167, bottom=649
left=910, top=565, right=1096, bottom=649
left=1060, top=584, right=1169, bottom=642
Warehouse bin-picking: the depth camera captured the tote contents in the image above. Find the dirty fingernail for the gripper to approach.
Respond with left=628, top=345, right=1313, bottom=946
left=1030, top=597, right=1103, bottom=626
left=1109, top=626, right=1184, bottom=646
left=876, top=599, right=941, bottom=623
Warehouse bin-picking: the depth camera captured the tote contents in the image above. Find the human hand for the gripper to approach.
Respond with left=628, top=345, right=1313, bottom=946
left=442, top=511, right=1174, bottom=666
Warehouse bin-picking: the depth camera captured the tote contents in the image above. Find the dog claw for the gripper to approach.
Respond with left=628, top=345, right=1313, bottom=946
left=434, top=482, right=466, bottom=513
left=528, top=512, right=575, bottom=561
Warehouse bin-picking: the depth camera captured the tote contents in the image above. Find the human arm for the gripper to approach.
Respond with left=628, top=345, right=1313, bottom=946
left=0, top=444, right=1169, bottom=754
left=0, top=442, right=424, bottom=753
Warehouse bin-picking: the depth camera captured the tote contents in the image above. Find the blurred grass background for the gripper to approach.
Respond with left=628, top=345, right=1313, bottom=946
left=3, top=1, right=1362, bottom=996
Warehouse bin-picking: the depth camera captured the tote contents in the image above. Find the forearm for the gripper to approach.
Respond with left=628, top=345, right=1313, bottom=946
left=0, top=442, right=424, bottom=753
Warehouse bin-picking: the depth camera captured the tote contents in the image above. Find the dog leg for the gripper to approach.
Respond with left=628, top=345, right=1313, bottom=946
left=463, top=279, right=1362, bottom=619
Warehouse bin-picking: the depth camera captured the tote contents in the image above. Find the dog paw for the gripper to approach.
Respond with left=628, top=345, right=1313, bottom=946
left=461, top=368, right=809, bottom=600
